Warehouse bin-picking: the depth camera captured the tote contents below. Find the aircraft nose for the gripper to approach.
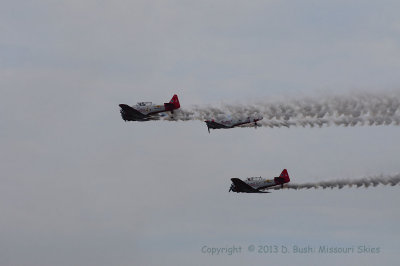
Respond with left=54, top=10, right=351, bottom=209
left=119, top=104, right=131, bottom=110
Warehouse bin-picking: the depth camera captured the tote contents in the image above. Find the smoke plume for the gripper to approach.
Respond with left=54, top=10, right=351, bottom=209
left=166, top=92, right=400, bottom=128
left=272, top=174, right=400, bottom=190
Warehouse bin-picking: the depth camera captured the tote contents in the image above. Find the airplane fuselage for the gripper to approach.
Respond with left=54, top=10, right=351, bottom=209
left=205, top=116, right=263, bottom=132
left=133, top=102, right=171, bottom=115
left=244, top=177, right=279, bottom=190
left=230, top=177, right=280, bottom=192
left=220, top=117, right=258, bottom=127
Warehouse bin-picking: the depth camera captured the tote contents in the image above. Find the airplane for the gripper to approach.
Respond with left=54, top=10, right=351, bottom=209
left=119, top=94, right=180, bottom=121
left=205, top=116, right=263, bottom=133
left=229, top=169, right=290, bottom=193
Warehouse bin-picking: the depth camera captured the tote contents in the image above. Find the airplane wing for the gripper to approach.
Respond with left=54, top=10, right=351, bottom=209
left=119, top=104, right=151, bottom=121
left=231, top=178, right=270, bottom=193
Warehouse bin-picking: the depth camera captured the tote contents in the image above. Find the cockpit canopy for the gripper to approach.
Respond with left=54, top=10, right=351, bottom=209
left=246, top=176, right=262, bottom=181
left=137, top=102, right=153, bottom=106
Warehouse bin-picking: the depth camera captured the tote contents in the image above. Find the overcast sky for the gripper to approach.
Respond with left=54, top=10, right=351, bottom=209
left=1, top=1, right=400, bottom=265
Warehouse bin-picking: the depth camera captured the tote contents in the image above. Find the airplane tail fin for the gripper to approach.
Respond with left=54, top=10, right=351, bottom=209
left=169, top=94, right=180, bottom=109
left=279, top=169, right=290, bottom=183
left=274, top=169, right=290, bottom=184
left=164, top=94, right=180, bottom=111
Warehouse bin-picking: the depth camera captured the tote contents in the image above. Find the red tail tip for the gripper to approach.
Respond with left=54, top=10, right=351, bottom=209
left=169, top=94, right=180, bottom=109
left=279, top=169, right=290, bottom=183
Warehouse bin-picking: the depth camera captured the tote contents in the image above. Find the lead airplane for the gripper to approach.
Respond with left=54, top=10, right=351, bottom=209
left=119, top=94, right=180, bottom=121
left=229, top=169, right=290, bottom=193
left=205, top=116, right=263, bottom=133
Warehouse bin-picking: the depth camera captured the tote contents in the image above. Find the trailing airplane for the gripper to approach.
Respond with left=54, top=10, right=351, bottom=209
left=205, top=116, right=263, bottom=133
left=229, top=169, right=290, bottom=193
left=119, top=94, right=180, bottom=121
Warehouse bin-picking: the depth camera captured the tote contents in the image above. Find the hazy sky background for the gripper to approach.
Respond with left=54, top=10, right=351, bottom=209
left=1, top=1, right=400, bottom=265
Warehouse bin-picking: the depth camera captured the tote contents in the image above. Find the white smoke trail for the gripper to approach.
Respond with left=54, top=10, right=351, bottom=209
left=255, top=116, right=400, bottom=128
left=165, top=92, right=400, bottom=127
left=271, top=174, right=400, bottom=190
